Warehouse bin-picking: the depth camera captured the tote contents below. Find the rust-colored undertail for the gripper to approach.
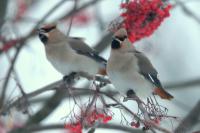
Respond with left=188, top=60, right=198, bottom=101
left=97, top=68, right=107, bottom=76
left=154, top=88, right=174, bottom=100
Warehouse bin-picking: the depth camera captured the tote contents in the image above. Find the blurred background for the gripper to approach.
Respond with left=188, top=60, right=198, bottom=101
left=0, top=0, right=200, bottom=133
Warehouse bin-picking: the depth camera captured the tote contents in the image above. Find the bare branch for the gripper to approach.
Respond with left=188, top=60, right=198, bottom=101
left=175, top=100, right=200, bottom=133
left=175, top=0, right=200, bottom=24
left=94, top=32, right=113, bottom=53
left=25, top=89, right=66, bottom=125
left=5, top=78, right=172, bottom=133
left=164, top=78, right=200, bottom=90
left=66, top=0, right=78, bottom=36
left=97, top=124, right=144, bottom=133
left=59, top=0, right=99, bottom=22
left=102, top=92, right=172, bottom=133
left=9, top=123, right=144, bottom=133
left=0, top=46, right=22, bottom=109
left=0, top=0, right=7, bottom=28
left=0, top=0, right=82, bottom=110
left=0, top=71, right=111, bottom=115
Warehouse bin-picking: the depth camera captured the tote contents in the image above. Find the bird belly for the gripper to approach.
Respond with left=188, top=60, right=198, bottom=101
left=108, top=70, right=153, bottom=98
left=47, top=54, right=73, bottom=75
left=72, top=54, right=99, bottom=75
left=47, top=52, right=99, bottom=76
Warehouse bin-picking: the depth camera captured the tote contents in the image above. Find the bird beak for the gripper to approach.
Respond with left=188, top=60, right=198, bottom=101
left=37, top=28, right=46, bottom=34
left=113, top=37, right=123, bottom=44
left=37, top=28, right=44, bottom=33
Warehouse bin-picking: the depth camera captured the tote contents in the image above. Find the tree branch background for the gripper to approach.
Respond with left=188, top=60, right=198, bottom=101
left=0, top=0, right=200, bottom=133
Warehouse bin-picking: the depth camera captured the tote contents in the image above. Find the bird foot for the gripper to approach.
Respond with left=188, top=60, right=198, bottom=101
left=63, top=72, right=77, bottom=86
left=123, top=97, right=137, bottom=102
left=98, top=81, right=107, bottom=88
left=123, top=89, right=137, bottom=102
left=106, top=103, right=124, bottom=109
left=106, top=103, right=119, bottom=107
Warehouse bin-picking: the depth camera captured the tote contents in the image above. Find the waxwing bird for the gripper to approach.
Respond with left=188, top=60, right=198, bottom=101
left=37, top=24, right=107, bottom=82
left=107, top=28, right=173, bottom=100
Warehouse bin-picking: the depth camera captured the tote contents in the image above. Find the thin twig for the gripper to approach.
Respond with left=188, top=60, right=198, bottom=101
left=0, top=46, right=22, bottom=109
left=66, top=0, right=78, bottom=36
left=175, top=0, right=200, bottom=24
left=103, top=92, right=172, bottom=133
left=0, top=0, right=72, bottom=110
left=59, top=0, right=99, bottom=22
left=0, top=72, right=110, bottom=115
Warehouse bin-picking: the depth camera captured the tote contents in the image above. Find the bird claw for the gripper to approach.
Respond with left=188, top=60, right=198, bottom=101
left=106, top=103, right=124, bottom=109
left=63, top=72, right=77, bottom=86
left=106, top=103, right=119, bottom=107
left=99, top=81, right=107, bottom=88
left=123, top=97, right=134, bottom=102
left=123, top=89, right=137, bottom=102
left=123, top=95, right=138, bottom=102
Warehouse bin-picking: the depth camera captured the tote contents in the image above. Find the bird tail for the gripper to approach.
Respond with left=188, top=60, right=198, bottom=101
left=97, top=68, right=107, bottom=75
left=154, top=88, right=174, bottom=100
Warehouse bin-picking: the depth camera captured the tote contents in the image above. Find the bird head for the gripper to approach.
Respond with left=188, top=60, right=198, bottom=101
left=38, top=24, right=66, bottom=46
left=111, top=28, right=128, bottom=50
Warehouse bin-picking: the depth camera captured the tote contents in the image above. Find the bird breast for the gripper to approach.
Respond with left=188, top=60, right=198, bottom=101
left=45, top=44, right=99, bottom=76
left=45, top=45, right=75, bottom=75
left=107, top=51, right=153, bottom=98
left=107, top=51, right=139, bottom=73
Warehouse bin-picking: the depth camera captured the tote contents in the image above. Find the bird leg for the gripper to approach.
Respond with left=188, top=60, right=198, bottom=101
left=124, top=89, right=151, bottom=123
left=91, top=76, right=107, bottom=93
left=123, top=89, right=137, bottom=102
left=63, top=72, right=77, bottom=86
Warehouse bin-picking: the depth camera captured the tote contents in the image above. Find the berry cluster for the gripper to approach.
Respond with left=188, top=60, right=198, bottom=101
left=64, top=110, right=112, bottom=133
left=121, top=0, right=172, bottom=42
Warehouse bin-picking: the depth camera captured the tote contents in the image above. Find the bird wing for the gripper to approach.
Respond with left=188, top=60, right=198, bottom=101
left=132, top=50, right=163, bottom=88
left=133, top=50, right=174, bottom=99
left=67, top=37, right=107, bottom=65
left=67, top=37, right=95, bottom=53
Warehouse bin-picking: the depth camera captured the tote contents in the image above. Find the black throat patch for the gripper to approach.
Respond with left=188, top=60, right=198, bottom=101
left=111, top=36, right=127, bottom=49
left=111, top=38, right=121, bottom=49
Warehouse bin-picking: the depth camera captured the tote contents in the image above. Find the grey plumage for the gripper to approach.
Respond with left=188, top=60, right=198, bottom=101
left=38, top=24, right=107, bottom=76
left=67, top=37, right=107, bottom=65
left=129, top=50, right=163, bottom=88
left=107, top=28, right=173, bottom=100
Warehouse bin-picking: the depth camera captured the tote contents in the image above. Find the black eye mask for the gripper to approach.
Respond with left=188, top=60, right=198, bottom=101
left=115, top=36, right=127, bottom=41
left=40, top=26, right=56, bottom=33
left=111, top=39, right=121, bottom=48
left=111, top=37, right=123, bottom=49
left=111, top=36, right=127, bottom=49
left=39, top=33, right=48, bottom=44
